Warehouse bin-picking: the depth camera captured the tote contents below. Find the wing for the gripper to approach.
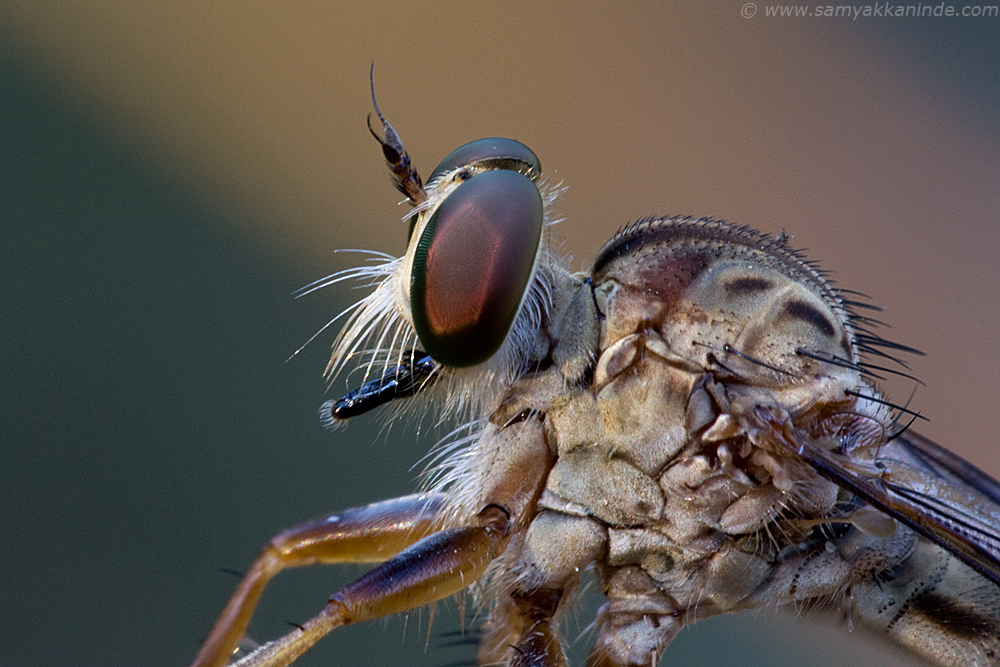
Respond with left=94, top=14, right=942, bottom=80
left=770, top=421, right=1000, bottom=587
left=893, top=429, right=1000, bottom=506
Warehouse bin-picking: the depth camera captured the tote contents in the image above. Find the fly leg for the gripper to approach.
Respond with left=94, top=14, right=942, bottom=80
left=207, top=413, right=557, bottom=667
left=505, top=589, right=569, bottom=667
left=191, top=493, right=446, bottom=667
left=231, top=503, right=515, bottom=667
left=477, top=511, right=607, bottom=667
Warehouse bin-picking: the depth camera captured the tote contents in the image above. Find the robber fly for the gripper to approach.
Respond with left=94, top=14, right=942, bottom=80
left=188, top=72, right=1000, bottom=667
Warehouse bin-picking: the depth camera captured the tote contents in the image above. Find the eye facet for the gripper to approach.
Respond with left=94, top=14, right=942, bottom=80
left=427, top=138, right=542, bottom=184
left=410, top=169, right=544, bottom=367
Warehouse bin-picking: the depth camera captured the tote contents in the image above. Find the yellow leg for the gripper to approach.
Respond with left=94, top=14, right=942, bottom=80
left=230, top=505, right=513, bottom=667
left=191, top=493, right=446, bottom=667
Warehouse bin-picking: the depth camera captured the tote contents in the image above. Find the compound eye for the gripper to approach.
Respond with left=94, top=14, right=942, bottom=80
left=427, top=138, right=541, bottom=184
left=410, top=169, right=543, bottom=367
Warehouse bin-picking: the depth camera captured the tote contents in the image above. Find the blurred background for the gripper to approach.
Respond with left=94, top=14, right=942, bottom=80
left=2, top=2, right=997, bottom=666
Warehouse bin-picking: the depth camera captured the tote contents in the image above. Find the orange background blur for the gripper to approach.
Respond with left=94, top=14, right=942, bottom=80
left=2, top=3, right=997, bottom=666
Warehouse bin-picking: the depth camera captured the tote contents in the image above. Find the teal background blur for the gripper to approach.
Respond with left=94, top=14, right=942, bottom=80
left=2, top=3, right=997, bottom=666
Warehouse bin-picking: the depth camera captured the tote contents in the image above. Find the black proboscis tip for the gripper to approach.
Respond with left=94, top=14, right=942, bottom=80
left=323, top=351, right=438, bottom=422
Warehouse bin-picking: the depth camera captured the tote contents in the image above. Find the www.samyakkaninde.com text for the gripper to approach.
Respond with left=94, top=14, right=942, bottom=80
left=746, top=3, right=997, bottom=17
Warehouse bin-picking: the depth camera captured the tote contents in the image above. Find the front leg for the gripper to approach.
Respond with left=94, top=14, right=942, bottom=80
left=205, top=413, right=556, bottom=667
left=191, top=493, right=446, bottom=667
left=232, top=504, right=514, bottom=667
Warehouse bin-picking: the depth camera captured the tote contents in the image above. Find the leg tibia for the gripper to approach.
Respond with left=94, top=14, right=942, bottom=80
left=191, top=493, right=446, bottom=667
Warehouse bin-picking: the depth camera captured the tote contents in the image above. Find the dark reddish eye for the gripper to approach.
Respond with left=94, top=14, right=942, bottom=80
left=410, top=169, right=543, bottom=367
left=427, top=138, right=541, bottom=184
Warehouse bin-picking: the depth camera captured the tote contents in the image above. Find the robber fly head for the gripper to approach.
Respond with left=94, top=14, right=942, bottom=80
left=311, top=71, right=561, bottom=422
